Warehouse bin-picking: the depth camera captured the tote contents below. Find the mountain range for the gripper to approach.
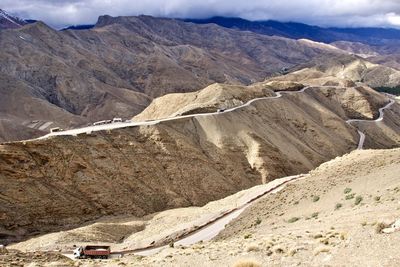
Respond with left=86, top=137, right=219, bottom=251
left=184, top=17, right=400, bottom=45
left=0, top=8, right=400, bottom=265
left=0, top=9, right=27, bottom=30
left=0, top=10, right=400, bottom=143
left=0, top=12, right=342, bottom=141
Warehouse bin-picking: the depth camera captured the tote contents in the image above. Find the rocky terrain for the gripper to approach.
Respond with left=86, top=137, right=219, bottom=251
left=269, top=54, right=400, bottom=90
left=0, top=14, right=347, bottom=142
left=1, top=78, right=399, bottom=245
left=134, top=83, right=276, bottom=121
left=0, top=10, right=399, bottom=267
left=186, top=17, right=400, bottom=76
left=0, top=9, right=27, bottom=30
left=5, top=148, right=400, bottom=267
left=140, top=148, right=399, bottom=267
left=186, top=17, right=400, bottom=45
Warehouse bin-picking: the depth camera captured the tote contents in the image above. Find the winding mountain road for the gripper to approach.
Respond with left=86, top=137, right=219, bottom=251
left=114, top=174, right=306, bottom=257
left=114, top=88, right=395, bottom=257
left=346, top=99, right=395, bottom=149
left=42, top=86, right=394, bottom=258
left=39, top=86, right=394, bottom=152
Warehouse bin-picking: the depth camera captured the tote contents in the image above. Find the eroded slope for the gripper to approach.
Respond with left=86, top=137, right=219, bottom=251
left=0, top=85, right=398, bottom=244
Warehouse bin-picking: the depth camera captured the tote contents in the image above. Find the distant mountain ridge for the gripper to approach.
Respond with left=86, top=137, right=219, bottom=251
left=184, top=17, right=400, bottom=45
left=0, top=9, right=27, bottom=29
left=61, top=24, right=95, bottom=31
left=0, top=14, right=346, bottom=142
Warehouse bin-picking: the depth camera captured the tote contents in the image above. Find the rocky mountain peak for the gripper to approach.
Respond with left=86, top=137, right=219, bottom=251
left=0, top=9, right=27, bottom=30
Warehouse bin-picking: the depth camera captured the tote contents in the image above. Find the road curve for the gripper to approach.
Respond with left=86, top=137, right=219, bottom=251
left=346, top=99, right=395, bottom=149
left=38, top=86, right=394, bottom=151
left=38, top=86, right=394, bottom=258
left=39, top=86, right=312, bottom=139
left=123, top=95, right=395, bottom=256
left=112, top=174, right=305, bottom=257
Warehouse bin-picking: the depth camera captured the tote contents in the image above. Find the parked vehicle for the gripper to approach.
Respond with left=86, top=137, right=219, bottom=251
left=93, top=120, right=112, bottom=126
left=50, top=127, right=62, bottom=133
left=217, top=108, right=226, bottom=113
left=112, top=118, right=123, bottom=123
left=73, top=245, right=111, bottom=259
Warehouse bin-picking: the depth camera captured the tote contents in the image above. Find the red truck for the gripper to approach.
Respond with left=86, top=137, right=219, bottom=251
left=73, top=245, right=111, bottom=259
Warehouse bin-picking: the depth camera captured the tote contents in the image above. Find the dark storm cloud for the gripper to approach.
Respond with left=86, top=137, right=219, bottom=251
left=2, top=0, right=400, bottom=29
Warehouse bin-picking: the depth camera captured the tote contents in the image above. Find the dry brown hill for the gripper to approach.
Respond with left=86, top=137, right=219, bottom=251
left=331, top=40, right=400, bottom=71
left=0, top=15, right=345, bottom=142
left=133, top=83, right=276, bottom=121
left=0, top=82, right=398, bottom=245
left=6, top=148, right=400, bottom=266
left=203, top=148, right=400, bottom=267
left=270, top=54, right=400, bottom=89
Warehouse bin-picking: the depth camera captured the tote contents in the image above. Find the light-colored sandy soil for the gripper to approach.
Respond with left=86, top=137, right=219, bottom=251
left=270, top=55, right=400, bottom=89
left=6, top=148, right=400, bottom=267
left=131, top=148, right=399, bottom=267
left=133, top=83, right=276, bottom=121
left=9, top=177, right=297, bottom=252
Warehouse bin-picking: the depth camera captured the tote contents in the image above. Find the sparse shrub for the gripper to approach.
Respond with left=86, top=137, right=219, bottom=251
left=319, top=238, right=329, bottom=245
left=244, top=233, right=252, bottom=239
left=344, top=188, right=352, bottom=194
left=345, top=193, right=355, bottom=200
left=311, top=212, right=319, bottom=219
left=374, top=196, right=381, bottom=201
left=288, top=217, right=300, bottom=223
left=312, top=196, right=320, bottom=202
left=355, top=196, right=363, bottom=205
left=169, top=242, right=174, bottom=248
left=339, top=232, right=347, bottom=240
left=232, top=258, right=262, bottom=267
left=274, top=246, right=285, bottom=253
left=313, top=234, right=323, bottom=239
left=255, top=218, right=262, bottom=225
left=335, top=203, right=343, bottom=210
left=246, top=244, right=260, bottom=252
left=361, top=221, right=367, bottom=226
left=375, top=222, right=390, bottom=234
left=293, top=201, right=299, bottom=205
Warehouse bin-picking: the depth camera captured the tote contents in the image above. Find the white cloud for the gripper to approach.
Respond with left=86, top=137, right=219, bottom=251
left=387, top=12, right=400, bottom=26
left=1, top=0, right=400, bottom=29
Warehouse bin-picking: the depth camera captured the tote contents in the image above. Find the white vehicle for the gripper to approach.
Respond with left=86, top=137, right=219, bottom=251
left=50, top=127, right=62, bottom=133
left=93, top=120, right=112, bottom=126
left=112, top=118, right=123, bottom=123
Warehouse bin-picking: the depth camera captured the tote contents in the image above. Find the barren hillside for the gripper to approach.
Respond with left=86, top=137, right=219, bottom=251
left=0, top=15, right=344, bottom=142
left=205, top=148, right=400, bottom=267
left=0, top=82, right=399, bottom=245
left=272, top=54, right=400, bottom=89
left=6, top=148, right=400, bottom=266
left=100, top=148, right=398, bottom=267
left=133, top=83, right=276, bottom=121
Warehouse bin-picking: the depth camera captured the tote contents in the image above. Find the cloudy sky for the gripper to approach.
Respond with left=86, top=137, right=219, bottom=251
left=2, top=0, right=400, bottom=29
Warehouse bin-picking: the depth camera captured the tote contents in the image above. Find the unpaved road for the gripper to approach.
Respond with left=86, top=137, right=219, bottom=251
left=36, top=87, right=393, bottom=259
left=346, top=99, right=395, bottom=149
left=119, top=175, right=305, bottom=256
left=37, top=86, right=394, bottom=152
left=118, top=93, right=395, bottom=257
